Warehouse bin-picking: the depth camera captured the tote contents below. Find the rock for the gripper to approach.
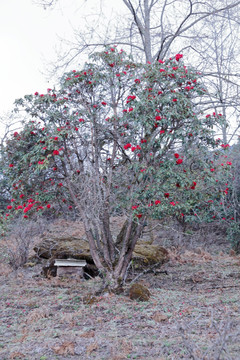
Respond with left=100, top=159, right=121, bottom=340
left=133, top=241, right=169, bottom=267
left=34, top=237, right=168, bottom=266
left=34, top=237, right=92, bottom=262
left=129, top=283, right=151, bottom=301
left=34, top=219, right=169, bottom=277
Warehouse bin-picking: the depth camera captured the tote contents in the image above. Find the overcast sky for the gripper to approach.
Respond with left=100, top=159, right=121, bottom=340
left=0, top=0, right=124, bottom=130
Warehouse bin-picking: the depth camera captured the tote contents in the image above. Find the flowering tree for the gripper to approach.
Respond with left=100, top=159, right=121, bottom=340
left=196, top=143, right=240, bottom=251
left=2, top=47, right=223, bottom=289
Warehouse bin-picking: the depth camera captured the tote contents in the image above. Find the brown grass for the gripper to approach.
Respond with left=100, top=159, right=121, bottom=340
left=0, top=219, right=239, bottom=359
left=0, top=247, right=240, bottom=359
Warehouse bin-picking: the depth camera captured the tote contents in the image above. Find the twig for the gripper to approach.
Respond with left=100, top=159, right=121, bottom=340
left=128, top=261, right=167, bottom=285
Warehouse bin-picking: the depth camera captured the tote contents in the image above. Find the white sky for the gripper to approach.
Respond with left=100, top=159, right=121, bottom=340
left=0, top=0, right=124, bottom=133
left=0, top=0, right=238, bottom=141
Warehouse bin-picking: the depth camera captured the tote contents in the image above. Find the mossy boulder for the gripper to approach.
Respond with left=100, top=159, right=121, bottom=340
left=34, top=219, right=169, bottom=279
left=34, top=237, right=168, bottom=266
left=34, top=237, right=93, bottom=263
left=129, top=283, right=151, bottom=301
left=133, top=241, right=169, bottom=267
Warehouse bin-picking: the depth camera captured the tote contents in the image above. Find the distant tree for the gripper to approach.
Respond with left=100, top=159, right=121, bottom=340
left=187, top=10, right=240, bottom=143
left=34, top=0, right=240, bottom=63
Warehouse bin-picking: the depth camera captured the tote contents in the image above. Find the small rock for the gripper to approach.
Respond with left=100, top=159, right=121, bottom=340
left=129, top=283, right=151, bottom=301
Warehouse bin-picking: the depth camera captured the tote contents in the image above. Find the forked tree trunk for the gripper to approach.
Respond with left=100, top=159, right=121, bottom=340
left=84, top=217, right=145, bottom=291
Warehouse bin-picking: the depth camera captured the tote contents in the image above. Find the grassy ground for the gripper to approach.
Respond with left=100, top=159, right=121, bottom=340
left=0, top=246, right=240, bottom=360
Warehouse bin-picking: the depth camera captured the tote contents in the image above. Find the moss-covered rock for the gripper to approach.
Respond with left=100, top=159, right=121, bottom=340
left=34, top=237, right=168, bottom=266
left=133, top=241, right=169, bottom=266
left=34, top=237, right=92, bottom=262
left=34, top=219, right=169, bottom=278
left=129, top=283, right=151, bottom=301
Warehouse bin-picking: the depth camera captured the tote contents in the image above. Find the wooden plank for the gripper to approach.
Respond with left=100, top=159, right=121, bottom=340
left=54, top=259, right=87, bottom=267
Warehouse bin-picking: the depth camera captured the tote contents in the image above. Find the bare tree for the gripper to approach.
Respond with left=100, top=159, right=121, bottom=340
left=34, top=0, right=240, bottom=64
left=33, top=0, right=240, bottom=143
left=188, top=11, right=240, bottom=143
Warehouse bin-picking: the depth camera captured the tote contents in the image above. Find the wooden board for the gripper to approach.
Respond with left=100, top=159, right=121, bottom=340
left=54, top=259, right=87, bottom=267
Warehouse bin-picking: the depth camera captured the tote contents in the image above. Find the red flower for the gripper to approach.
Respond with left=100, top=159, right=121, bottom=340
left=174, top=153, right=179, bottom=158
left=170, top=201, right=176, bottom=206
left=101, top=102, right=107, bottom=105
left=160, top=130, right=165, bottom=134
left=124, top=143, right=131, bottom=150
left=155, top=116, right=161, bottom=121
left=69, top=206, right=73, bottom=210
left=175, top=54, right=183, bottom=61
left=176, top=159, right=183, bottom=164
left=24, top=215, right=28, bottom=219
left=172, top=98, right=177, bottom=102
left=132, top=205, right=139, bottom=210
left=9, top=164, right=14, bottom=168
left=126, top=95, right=136, bottom=103
left=46, top=204, right=51, bottom=209
left=164, top=193, right=170, bottom=198
left=210, top=168, right=215, bottom=172
left=226, top=161, right=232, bottom=165
left=155, top=200, right=161, bottom=205
left=136, top=214, right=142, bottom=219
left=79, top=118, right=84, bottom=122
left=53, top=150, right=59, bottom=155
left=34, top=92, right=39, bottom=96
left=17, top=205, right=23, bottom=210
left=131, top=146, right=136, bottom=152
left=20, top=194, right=24, bottom=199
left=7, top=205, right=12, bottom=210
left=134, top=79, right=140, bottom=83
left=58, top=183, right=63, bottom=187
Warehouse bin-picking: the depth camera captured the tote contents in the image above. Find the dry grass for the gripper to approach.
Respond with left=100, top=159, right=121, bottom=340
left=0, top=219, right=239, bottom=359
left=0, top=246, right=240, bottom=359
